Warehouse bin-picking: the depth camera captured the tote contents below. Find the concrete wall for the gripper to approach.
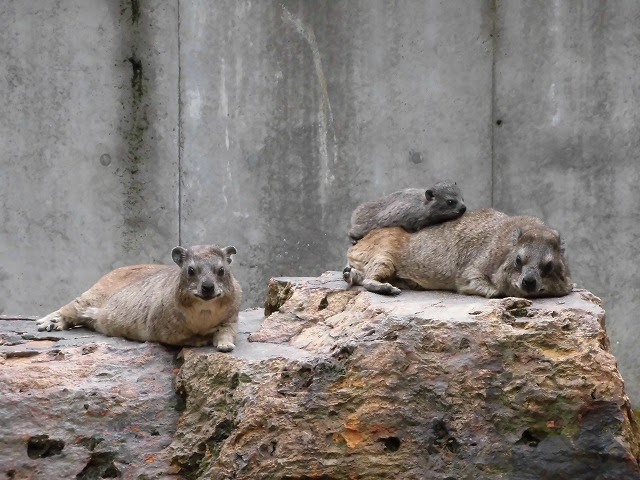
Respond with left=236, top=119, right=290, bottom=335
left=493, top=1, right=640, bottom=403
left=1, top=1, right=639, bottom=401
left=0, top=0, right=179, bottom=314
left=179, top=0, right=493, bottom=302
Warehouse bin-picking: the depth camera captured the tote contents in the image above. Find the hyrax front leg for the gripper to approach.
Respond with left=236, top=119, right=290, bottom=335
left=214, top=318, right=238, bottom=352
left=343, top=266, right=401, bottom=296
left=457, top=269, right=500, bottom=298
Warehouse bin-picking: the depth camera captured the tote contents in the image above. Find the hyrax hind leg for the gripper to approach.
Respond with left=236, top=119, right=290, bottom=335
left=345, top=227, right=406, bottom=296
left=36, top=299, right=101, bottom=332
left=36, top=310, right=66, bottom=332
left=343, top=265, right=401, bottom=295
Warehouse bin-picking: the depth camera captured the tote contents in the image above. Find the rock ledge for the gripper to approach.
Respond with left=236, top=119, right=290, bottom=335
left=2, top=272, right=639, bottom=480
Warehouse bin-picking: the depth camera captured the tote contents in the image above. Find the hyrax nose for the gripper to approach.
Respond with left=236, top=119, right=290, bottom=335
left=459, top=205, right=467, bottom=214
left=522, top=276, right=537, bottom=291
left=201, top=281, right=216, bottom=296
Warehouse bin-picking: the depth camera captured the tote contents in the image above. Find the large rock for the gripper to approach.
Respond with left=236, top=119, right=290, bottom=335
left=2, top=272, right=639, bottom=479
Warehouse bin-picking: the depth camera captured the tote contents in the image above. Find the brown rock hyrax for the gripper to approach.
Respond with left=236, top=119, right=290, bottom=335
left=343, top=208, right=571, bottom=298
left=348, top=181, right=466, bottom=242
left=36, top=245, right=242, bottom=350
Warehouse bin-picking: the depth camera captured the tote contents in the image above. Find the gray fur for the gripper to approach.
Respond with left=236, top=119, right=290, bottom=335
left=348, top=180, right=466, bottom=242
left=346, top=209, right=572, bottom=298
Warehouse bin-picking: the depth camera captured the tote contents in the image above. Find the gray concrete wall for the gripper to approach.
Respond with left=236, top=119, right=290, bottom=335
left=179, top=0, right=493, bottom=303
left=0, top=0, right=179, bottom=314
left=1, top=1, right=639, bottom=401
left=493, top=0, right=640, bottom=402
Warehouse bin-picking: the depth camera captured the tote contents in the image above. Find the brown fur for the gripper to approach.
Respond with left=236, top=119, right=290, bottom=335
left=37, top=245, right=242, bottom=350
left=344, top=208, right=571, bottom=298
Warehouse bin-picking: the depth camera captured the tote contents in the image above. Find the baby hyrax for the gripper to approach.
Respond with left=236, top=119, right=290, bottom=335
left=36, top=245, right=242, bottom=351
left=348, top=181, right=466, bottom=242
left=344, top=208, right=571, bottom=298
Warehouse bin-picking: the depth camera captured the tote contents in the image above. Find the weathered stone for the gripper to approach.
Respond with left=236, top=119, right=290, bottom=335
left=171, top=273, right=640, bottom=479
left=0, top=318, right=181, bottom=479
left=2, top=273, right=639, bottom=479
left=0, top=309, right=311, bottom=479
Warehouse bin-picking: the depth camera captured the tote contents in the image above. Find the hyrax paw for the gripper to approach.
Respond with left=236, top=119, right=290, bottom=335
left=385, top=284, right=402, bottom=296
left=36, top=313, right=64, bottom=332
left=342, top=266, right=352, bottom=282
left=216, top=342, right=235, bottom=353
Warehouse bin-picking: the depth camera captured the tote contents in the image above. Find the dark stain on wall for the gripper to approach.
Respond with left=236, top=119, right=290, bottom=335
left=118, top=0, right=151, bottom=253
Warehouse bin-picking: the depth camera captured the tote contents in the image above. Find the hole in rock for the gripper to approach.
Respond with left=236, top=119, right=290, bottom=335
left=517, top=429, right=542, bottom=447
left=26, top=435, right=65, bottom=459
left=380, top=436, right=401, bottom=452
left=318, top=295, right=329, bottom=310
left=76, top=452, right=119, bottom=479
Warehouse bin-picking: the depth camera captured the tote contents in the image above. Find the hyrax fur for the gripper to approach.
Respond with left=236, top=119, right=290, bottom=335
left=344, top=208, right=571, bottom=298
left=348, top=181, right=466, bottom=242
left=36, top=245, right=242, bottom=351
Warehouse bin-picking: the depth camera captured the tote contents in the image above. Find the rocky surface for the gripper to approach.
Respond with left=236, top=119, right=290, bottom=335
left=2, top=272, right=639, bottom=479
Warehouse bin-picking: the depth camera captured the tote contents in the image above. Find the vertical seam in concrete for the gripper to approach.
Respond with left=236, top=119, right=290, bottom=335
left=177, top=0, right=182, bottom=245
left=490, top=0, right=498, bottom=208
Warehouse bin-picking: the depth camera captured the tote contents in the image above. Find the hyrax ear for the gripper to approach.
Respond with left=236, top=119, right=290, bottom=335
left=222, top=246, right=237, bottom=264
left=171, top=246, right=188, bottom=266
left=512, top=227, right=523, bottom=246
left=553, top=230, right=566, bottom=254
left=425, top=189, right=435, bottom=201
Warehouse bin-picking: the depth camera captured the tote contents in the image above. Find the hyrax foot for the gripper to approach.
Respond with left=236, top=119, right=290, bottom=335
left=343, top=265, right=400, bottom=295
left=362, top=279, right=401, bottom=296
left=342, top=266, right=353, bottom=284
left=36, top=311, right=65, bottom=332
left=216, top=341, right=235, bottom=353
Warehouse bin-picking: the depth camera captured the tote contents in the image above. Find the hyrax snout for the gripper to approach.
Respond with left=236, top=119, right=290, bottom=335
left=36, top=244, right=242, bottom=350
left=348, top=180, right=466, bottom=242
left=344, top=208, right=572, bottom=299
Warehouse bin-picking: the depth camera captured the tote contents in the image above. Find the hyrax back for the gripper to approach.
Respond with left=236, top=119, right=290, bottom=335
left=345, top=208, right=571, bottom=298
left=348, top=180, right=466, bottom=242
left=36, top=245, right=242, bottom=350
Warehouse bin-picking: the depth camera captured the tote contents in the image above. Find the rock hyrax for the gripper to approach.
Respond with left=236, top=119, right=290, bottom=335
left=36, top=245, right=242, bottom=351
left=348, top=180, right=466, bottom=242
left=344, top=208, right=571, bottom=298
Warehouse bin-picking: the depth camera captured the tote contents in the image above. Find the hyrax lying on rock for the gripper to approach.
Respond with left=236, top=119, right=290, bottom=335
left=36, top=245, right=242, bottom=350
left=348, top=181, right=466, bottom=242
left=344, top=208, right=571, bottom=298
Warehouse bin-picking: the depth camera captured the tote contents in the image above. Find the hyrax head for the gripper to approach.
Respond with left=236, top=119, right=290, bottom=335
left=172, top=244, right=237, bottom=301
left=425, top=180, right=467, bottom=222
left=504, top=225, right=571, bottom=297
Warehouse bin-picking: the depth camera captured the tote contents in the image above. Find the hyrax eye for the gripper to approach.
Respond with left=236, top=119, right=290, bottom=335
left=446, top=199, right=456, bottom=206
left=218, top=266, right=225, bottom=276
left=187, top=266, right=196, bottom=276
left=515, top=255, right=523, bottom=267
left=543, top=261, right=554, bottom=274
